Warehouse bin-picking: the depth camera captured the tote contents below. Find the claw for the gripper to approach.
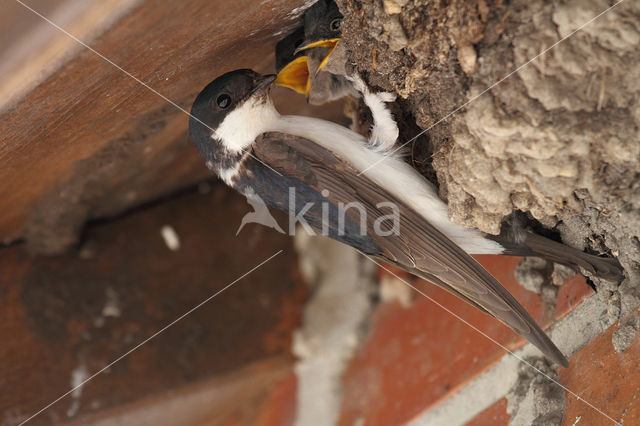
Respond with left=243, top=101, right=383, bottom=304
left=378, top=92, right=397, bottom=103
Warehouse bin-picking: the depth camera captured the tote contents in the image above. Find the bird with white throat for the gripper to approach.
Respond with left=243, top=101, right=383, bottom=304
left=189, top=68, right=623, bottom=368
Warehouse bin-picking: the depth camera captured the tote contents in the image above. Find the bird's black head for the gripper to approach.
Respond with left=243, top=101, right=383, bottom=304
left=189, top=69, right=276, bottom=172
left=304, top=0, right=343, bottom=42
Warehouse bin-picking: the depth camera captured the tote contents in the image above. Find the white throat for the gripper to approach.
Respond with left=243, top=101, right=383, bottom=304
left=213, top=97, right=280, bottom=152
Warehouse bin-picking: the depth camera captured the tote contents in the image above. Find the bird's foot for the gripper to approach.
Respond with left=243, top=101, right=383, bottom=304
left=377, top=91, right=397, bottom=103
left=347, top=74, right=399, bottom=153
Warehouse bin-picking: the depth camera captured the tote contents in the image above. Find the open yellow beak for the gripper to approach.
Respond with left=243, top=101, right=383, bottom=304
left=294, top=38, right=341, bottom=75
left=274, top=38, right=341, bottom=95
left=274, top=56, right=311, bottom=95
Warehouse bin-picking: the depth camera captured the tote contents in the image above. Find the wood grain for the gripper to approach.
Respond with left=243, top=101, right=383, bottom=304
left=0, top=0, right=331, bottom=253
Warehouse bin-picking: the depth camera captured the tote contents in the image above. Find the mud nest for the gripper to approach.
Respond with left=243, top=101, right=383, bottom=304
left=337, top=0, right=640, bottom=313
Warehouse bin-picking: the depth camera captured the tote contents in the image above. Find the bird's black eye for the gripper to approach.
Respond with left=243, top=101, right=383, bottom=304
left=329, top=18, right=341, bottom=32
left=216, top=94, right=231, bottom=109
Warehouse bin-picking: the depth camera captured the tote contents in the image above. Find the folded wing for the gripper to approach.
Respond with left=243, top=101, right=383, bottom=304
left=251, top=132, right=568, bottom=367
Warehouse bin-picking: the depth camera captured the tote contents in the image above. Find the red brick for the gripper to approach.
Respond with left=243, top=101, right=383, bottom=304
left=339, top=255, right=592, bottom=426
left=560, top=310, right=640, bottom=425
left=255, top=373, right=297, bottom=426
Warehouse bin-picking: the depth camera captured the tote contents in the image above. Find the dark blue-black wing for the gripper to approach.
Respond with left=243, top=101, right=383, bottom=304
left=248, top=131, right=569, bottom=367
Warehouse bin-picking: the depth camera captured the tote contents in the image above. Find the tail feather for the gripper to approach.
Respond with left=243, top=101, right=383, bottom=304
left=500, top=232, right=624, bottom=282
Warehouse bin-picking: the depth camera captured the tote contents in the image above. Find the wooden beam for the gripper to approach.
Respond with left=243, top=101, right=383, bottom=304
left=0, top=0, right=316, bottom=251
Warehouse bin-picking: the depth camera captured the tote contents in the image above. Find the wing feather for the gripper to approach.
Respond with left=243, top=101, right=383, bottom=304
left=252, top=132, right=568, bottom=367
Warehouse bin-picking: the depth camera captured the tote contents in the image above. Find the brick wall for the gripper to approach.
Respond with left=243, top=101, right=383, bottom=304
left=254, top=254, right=639, bottom=426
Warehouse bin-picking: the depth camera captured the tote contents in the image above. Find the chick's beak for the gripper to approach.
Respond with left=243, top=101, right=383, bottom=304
left=274, top=56, right=311, bottom=95
left=274, top=38, right=341, bottom=96
left=293, top=38, right=340, bottom=74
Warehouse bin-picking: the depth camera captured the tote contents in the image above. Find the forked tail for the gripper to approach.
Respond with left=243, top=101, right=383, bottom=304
left=497, top=232, right=624, bottom=282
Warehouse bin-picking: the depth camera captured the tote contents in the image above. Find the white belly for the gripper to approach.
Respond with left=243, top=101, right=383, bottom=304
left=273, top=115, right=504, bottom=255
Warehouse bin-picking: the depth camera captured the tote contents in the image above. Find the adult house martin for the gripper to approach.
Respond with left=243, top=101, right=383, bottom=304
left=189, top=69, right=624, bottom=368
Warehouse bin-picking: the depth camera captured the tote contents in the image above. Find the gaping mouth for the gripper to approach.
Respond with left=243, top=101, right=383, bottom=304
left=294, top=38, right=340, bottom=74
left=274, top=38, right=341, bottom=95
left=274, top=56, right=310, bottom=95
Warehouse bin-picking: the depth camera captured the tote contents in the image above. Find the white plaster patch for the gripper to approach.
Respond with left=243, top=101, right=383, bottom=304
left=67, top=363, right=89, bottom=418
left=160, top=225, right=180, bottom=251
left=292, top=233, right=376, bottom=426
left=379, top=275, right=413, bottom=307
left=102, top=287, right=121, bottom=318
